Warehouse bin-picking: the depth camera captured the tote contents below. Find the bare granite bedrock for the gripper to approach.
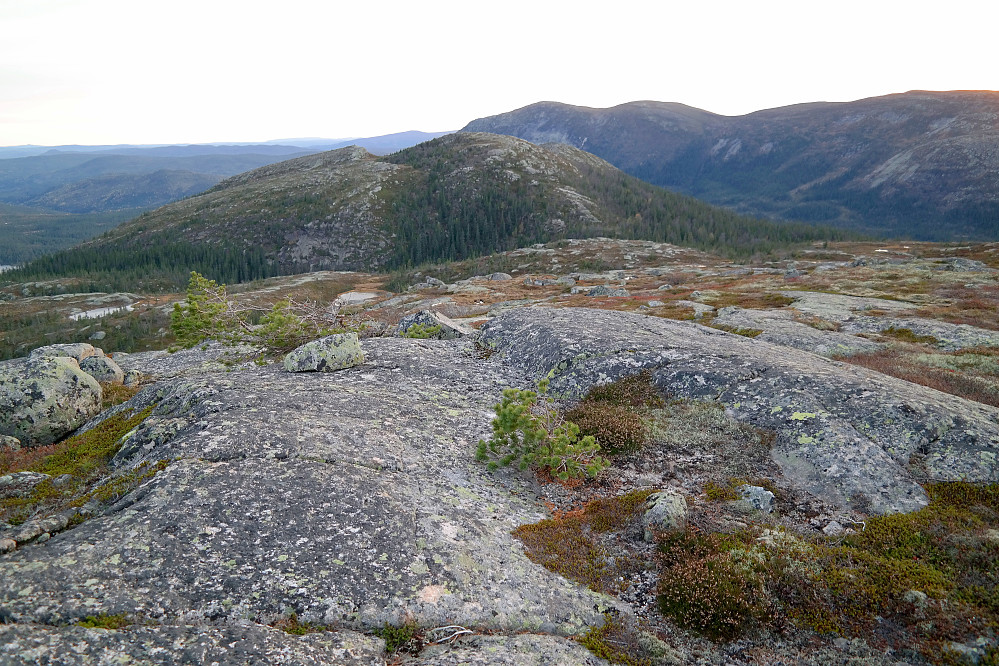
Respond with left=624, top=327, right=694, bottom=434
left=0, top=338, right=609, bottom=639
left=479, top=307, right=999, bottom=514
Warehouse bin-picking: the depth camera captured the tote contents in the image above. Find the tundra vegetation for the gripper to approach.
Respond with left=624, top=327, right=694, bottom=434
left=3, top=237, right=999, bottom=663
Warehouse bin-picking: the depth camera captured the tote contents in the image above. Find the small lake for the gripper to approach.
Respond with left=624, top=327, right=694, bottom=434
left=336, top=291, right=379, bottom=305
left=69, top=305, right=135, bottom=321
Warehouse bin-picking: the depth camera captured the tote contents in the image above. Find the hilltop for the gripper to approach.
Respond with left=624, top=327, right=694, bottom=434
left=7, top=133, right=847, bottom=291
left=1, top=235, right=998, bottom=664
left=464, top=91, right=999, bottom=240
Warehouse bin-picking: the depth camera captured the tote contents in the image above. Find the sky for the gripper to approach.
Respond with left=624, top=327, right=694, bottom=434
left=1, top=0, right=994, bottom=147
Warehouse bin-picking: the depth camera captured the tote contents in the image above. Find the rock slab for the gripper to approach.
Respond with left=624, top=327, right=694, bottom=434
left=480, top=307, right=999, bottom=514
left=284, top=333, right=365, bottom=372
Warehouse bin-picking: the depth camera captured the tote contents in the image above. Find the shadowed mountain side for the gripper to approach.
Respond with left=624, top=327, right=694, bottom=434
left=463, top=91, right=999, bottom=239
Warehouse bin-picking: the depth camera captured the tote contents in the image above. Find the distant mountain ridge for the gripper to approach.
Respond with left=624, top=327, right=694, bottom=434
left=9, top=133, right=847, bottom=289
left=463, top=91, right=999, bottom=240
left=0, top=131, right=454, bottom=264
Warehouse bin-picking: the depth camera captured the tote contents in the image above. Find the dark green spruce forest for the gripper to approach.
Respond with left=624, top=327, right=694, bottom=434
left=3, top=135, right=856, bottom=292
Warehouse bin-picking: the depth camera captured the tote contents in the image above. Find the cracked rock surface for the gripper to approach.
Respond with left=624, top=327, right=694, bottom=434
left=480, top=307, right=999, bottom=514
left=0, top=337, right=612, bottom=663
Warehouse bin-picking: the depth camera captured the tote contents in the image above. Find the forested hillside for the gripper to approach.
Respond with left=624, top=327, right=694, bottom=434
left=5, top=134, right=853, bottom=291
left=464, top=91, right=999, bottom=240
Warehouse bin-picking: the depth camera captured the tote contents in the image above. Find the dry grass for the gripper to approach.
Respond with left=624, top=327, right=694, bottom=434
left=840, top=347, right=999, bottom=408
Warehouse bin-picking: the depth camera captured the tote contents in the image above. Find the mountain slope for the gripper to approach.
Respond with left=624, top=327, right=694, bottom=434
left=7, top=133, right=848, bottom=289
left=463, top=91, right=999, bottom=240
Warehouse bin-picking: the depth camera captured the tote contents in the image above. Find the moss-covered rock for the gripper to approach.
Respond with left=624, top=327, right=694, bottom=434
left=0, top=355, right=101, bottom=447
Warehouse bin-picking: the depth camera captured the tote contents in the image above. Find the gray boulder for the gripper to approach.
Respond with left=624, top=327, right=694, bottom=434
left=487, top=272, right=513, bottom=281
left=398, top=310, right=474, bottom=339
left=29, top=343, right=101, bottom=362
left=587, top=285, right=629, bottom=297
left=641, top=490, right=688, bottom=541
left=0, top=472, right=51, bottom=500
left=122, top=369, right=144, bottom=387
left=0, top=435, right=20, bottom=452
left=479, top=307, right=999, bottom=514
left=79, top=355, right=125, bottom=384
left=283, top=333, right=365, bottom=372
left=0, top=355, right=102, bottom=447
left=711, top=306, right=883, bottom=357
left=737, top=484, right=776, bottom=513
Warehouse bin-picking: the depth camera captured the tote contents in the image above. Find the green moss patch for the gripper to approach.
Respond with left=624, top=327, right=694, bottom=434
left=77, top=613, right=133, bottom=630
left=0, top=406, right=157, bottom=526
left=654, top=481, right=999, bottom=662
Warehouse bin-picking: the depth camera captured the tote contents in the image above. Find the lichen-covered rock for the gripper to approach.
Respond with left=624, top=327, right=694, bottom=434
left=641, top=490, right=687, bottom=541
left=28, top=342, right=101, bottom=362
left=586, top=285, right=629, bottom=297
left=79, top=354, right=125, bottom=383
left=480, top=307, right=999, bottom=514
left=398, top=310, right=474, bottom=339
left=487, top=272, right=513, bottom=281
left=0, top=435, right=20, bottom=452
left=0, top=338, right=610, bottom=639
left=737, top=484, right=776, bottom=513
left=283, top=333, right=365, bottom=372
left=122, top=368, right=144, bottom=387
left=414, top=634, right=610, bottom=665
left=0, top=355, right=102, bottom=447
left=0, top=623, right=386, bottom=666
left=712, top=306, right=883, bottom=357
left=0, top=472, right=50, bottom=500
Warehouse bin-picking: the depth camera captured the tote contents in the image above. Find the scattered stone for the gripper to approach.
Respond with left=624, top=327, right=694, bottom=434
left=656, top=284, right=673, bottom=290
left=28, top=343, right=101, bottom=363
left=0, top=355, right=102, bottom=447
left=642, top=490, right=688, bottom=541
left=938, top=257, right=990, bottom=272
left=397, top=310, right=474, bottom=339
left=89, top=330, right=107, bottom=341
left=0, top=472, right=51, bottom=500
left=587, top=285, right=629, bottom=297
left=647, top=300, right=665, bottom=307
left=674, top=300, right=714, bottom=319
left=555, top=276, right=576, bottom=286
left=79, top=355, right=125, bottom=384
left=823, top=520, right=845, bottom=536
left=122, top=369, right=144, bottom=387
left=0, top=436, right=20, bottom=452
left=487, top=272, right=513, bottom=281
left=283, top=333, right=365, bottom=373
left=738, top=484, right=776, bottom=513
left=524, top=276, right=561, bottom=286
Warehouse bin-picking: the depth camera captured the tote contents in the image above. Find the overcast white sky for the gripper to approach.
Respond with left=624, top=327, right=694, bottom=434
left=1, top=0, right=994, bottom=146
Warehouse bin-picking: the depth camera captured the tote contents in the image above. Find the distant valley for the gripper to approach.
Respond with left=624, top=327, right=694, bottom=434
left=0, top=131, right=451, bottom=264
left=464, top=90, right=999, bottom=240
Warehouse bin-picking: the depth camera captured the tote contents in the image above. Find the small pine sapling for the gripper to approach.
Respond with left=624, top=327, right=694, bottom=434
left=476, top=378, right=608, bottom=480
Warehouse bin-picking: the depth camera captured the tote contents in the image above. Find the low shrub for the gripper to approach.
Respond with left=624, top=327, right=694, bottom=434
left=476, top=379, right=608, bottom=481
left=514, top=490, right=655, bottom=592
left=565, top=402, right=646, bottom=454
